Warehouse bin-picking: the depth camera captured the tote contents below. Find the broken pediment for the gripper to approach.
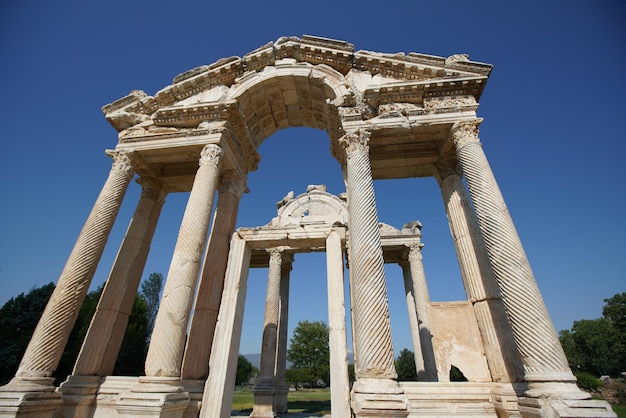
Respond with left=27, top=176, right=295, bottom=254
left=103, top=35, right=492, bottom=135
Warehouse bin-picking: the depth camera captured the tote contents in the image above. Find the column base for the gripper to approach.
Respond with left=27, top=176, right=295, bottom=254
left=273, top=382, right=289, bottom=414
left=116, top=377, right=189, bottom=418
left=57, top=375, right=102, bottom=417
left=0, top=377, right=62, bottom=418
left=351, top=378, right=410, bottom=418
left=518, top=382, right=616, bottom=417
left=180, top=379, right=204, bottom=418
left=250, top=378, right=277, bottom=418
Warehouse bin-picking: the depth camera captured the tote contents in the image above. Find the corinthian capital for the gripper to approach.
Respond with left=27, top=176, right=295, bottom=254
left=106, top=150, right=135, bottom=176
left=219, top=170, right=246, bottom=197
left=137, top=177, right=167, bottom=204
left=450, top=119, right=483, bottom=148
left=199, top=144, right=223, bottom=168
left=338, top=129, right=371, bottom=154
left=433, top=156, right=461, bottom=184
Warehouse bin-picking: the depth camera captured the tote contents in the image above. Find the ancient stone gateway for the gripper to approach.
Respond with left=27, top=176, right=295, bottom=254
left=0, top=35, right=616, bottom=417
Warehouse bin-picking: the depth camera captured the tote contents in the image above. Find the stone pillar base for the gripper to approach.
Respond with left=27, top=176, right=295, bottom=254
left=517, top=382, right=616, bottom=417
left=116, top=377, right=189, bottom=418
left=180, top=379, right=204, bottom=418
left=250, top=380, right=277, bottom=418
left=351, top=378, right=410, bottom=418
left=0, top=377, right=61, bottom=418
left=273, top=383, right=289, bottom=414
left=57, top=375, right=103, bottom=417
left=490, top=382, right=522, bottom=417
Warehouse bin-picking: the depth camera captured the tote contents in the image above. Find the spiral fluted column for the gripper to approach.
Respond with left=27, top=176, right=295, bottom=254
left=451, top=120, right=574, bottom=383
left=274, top=254, right=293, bottom=414
left=72, top=177, right=167, bottom=378
left=182, top=170, right=246, bottom=380
left=145, top=144, right=223, bottom=378
left=251, top=248, right=284, bottom=418
left=435, top=158, right=524, bottom=383
left=401, top=243, right=437, bottom=381
left=7, top=151, right=134, bottom=389
left=340, top=129, right=409, bottom=417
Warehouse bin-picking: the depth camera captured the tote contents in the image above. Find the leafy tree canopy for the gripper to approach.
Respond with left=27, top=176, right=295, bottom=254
left=395, top=348, right=418, bottom=381
left=559, top=292, right=626, bottom=377
left=287, top=320, right=329, bottom=387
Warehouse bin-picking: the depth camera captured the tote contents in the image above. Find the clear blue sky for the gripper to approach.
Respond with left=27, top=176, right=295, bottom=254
left=1, top=1, right=624, bottom=357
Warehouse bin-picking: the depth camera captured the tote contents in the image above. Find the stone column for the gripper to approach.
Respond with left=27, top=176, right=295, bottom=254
left=182, top=170, right=246, bottom=380
left=3, top=150, right=134, bottom=393
left=251, top=248, right=284, bottom=418
left=274, top=253, right=293, bottom=414
left=339, top=129, right=409, bottom=417
left=145, top=144, right=223, bottom=378
left=435, top=157, right=524, bottom=384
left=326, top=229, right=351, bottom=418
left=71, top=177, right=167, bottom=378
left=200, top=233, right=251, bottom=418
left=400, top=243, right=437, bottom=381
left=450, top=120, right=578, bottom=394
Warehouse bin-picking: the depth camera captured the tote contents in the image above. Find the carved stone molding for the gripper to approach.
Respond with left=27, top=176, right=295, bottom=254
left=434, top=156, right=461, bottom=184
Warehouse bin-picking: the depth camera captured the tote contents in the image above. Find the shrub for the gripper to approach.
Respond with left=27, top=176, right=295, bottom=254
left=575, top=372, right=602, bottom=391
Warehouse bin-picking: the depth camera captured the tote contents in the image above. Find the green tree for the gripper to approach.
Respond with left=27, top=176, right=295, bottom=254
left=235, top=355, right=255, bottom=386
left=113, top=295, right=149, bottom=375
left=559, top=292, right=626, bottom=377
left=140, top=272, right=163, bottom=337
left=395, top=348, right=418, bottom=381
left=0, top=283, right=55, bottom=385
left=287, top=320, right=330, bottom=387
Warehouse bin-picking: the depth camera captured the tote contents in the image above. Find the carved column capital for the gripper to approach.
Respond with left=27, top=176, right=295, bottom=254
left=105, top=150, right=135, bottom=177
left=434, top=156, right=462, bottom=185
left=450, top=119, right=483, bottom=149
left=338, top=129, right=371, bottom=154
left=219, top=170, right=246, bottom=197
left=267, top=248, right=284, bottom=265
left=137, top=177, right=167, bottom=204
left=199, top=143, right=223, bottom=168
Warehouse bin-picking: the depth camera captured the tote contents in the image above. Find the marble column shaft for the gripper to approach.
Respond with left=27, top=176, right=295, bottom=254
left=340, top=129, right=396, bottom=380
left=10, top=151, right=134, bottom=387
left=182, top=170, right=245, bottom=380
left=451, top=120, right=573, bottom=382
left=274, top=255, right=293, bottom=414
left=200, top=234, right=251, bottom=418
left=436, top=161, right=523, bottom=382
left=73, top=177, right=167, bottom=376
left=251, top=249, right=285, bottom=417
left=326, top=230, right=351, bottom=418
left=145, top=144, right=223, bottom=377
left=402, top=244, right=437, bottom=381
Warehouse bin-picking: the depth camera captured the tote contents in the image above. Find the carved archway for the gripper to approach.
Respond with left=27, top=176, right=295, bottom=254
left=1, top=35, right=611, bottom=418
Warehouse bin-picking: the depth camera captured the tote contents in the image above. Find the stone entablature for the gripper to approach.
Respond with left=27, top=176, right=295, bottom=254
left=102, top=35, right=492, bottom=192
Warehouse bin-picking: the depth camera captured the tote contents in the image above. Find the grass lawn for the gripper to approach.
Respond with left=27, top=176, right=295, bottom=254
left=613, top=404, right=626, bottom=417
left=232, top=388, right=330, bottom=415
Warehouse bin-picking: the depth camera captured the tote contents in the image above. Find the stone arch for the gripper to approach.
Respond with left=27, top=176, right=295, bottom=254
left=1, top=34, right=610, bottom=418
